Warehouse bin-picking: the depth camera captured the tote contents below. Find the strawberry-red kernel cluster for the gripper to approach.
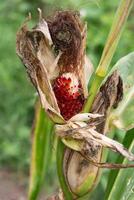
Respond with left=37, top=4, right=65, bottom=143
left=53, top=75, right=84, bottom=120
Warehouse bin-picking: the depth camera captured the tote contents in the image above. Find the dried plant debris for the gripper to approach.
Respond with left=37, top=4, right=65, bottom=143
left=47, top=190, right=64, bottom=200
left=56, top=122, right=134, bottom=162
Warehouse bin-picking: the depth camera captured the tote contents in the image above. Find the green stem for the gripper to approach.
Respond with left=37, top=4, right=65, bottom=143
left=43, top=116, right=54, bottom=177
left=83, top=74, right=103, bottom=112
left=83, top=0, right=133, bottom=113
left=56, top=139, right=73, bottom=200
left=28, top=103, right=53, bottom=200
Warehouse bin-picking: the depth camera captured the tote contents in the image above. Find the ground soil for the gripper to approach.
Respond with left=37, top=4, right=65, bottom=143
left=0, top=168, right=57, bottom=200
left=0, top=169, right=27, bottom=200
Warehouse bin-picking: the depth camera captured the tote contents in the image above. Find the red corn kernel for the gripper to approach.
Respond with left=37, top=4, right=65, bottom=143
left=53, top=73, right=85, bottom=120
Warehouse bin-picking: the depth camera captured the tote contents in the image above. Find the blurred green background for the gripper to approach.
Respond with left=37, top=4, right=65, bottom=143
left=0, top=0, right=133, bottom=198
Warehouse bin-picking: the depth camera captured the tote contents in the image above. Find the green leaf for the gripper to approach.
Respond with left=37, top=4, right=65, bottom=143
left=109, top=52, right=134, bottom=130
left=28, top=102, right=54, bottom=200
left=105, top=129, right=134, bottom=200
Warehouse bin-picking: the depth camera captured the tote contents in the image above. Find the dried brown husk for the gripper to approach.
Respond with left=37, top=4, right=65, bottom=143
left=16, top=11, right=93, bottom=123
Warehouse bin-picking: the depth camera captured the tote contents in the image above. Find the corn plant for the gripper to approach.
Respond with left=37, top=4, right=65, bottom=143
left=16, top=0, right=134, bottom=199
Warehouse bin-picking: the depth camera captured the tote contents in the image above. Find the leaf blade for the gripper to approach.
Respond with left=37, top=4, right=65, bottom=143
left=105, top=129, right=134, bottom=200
left=28, top=102, right=54, bottom=200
